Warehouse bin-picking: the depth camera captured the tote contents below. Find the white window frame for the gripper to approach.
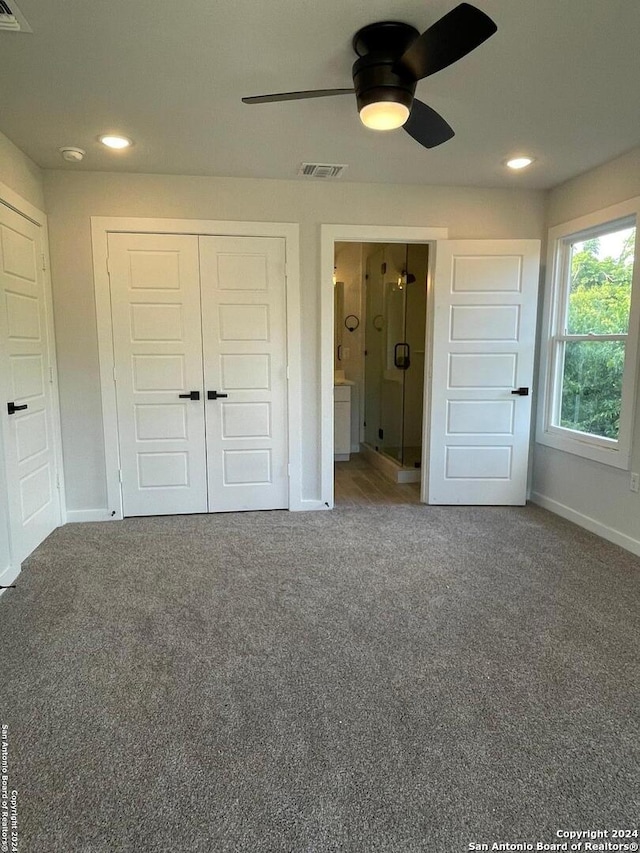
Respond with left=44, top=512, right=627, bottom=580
left=537, top=197, right=640, bottom=469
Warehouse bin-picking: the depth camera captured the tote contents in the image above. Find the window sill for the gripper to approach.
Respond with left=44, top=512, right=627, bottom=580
left=536, top=428, right=630, bottom=470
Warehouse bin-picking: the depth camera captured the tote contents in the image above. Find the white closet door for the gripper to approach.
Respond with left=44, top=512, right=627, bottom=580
left=199, top=236, right=289, bottom=512
left=428, top=239, right=540, bottom=505
left=108, top=233, right=207, bottom=516
left=0, top=204, right=60, bottom=563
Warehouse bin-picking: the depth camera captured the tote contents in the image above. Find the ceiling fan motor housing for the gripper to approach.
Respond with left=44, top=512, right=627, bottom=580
left=352, top=21, right=419, bottom=113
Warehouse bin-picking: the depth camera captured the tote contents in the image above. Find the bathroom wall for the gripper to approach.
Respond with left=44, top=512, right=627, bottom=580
left=334, top=241, right=365, bottom=451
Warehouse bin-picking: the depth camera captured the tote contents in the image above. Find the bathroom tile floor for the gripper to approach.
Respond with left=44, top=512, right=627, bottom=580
left=334, top=453, right=421, bottom=507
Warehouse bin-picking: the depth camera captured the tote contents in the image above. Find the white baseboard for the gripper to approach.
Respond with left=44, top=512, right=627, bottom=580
left=530, top=491, right=640, bottom=558
left=68, top=504, right=330, bottom=518
left=65, top=508, right=118, bottom=523
left=0, top=561, right=20, bottom=593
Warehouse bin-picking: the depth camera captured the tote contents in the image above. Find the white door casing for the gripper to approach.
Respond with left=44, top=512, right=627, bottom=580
left=0, top=203, right=60, bottom=562
left=428, top=239, right=541, bottom=505
left=319, top=225, right=449, bottom=508
left=108, top=233, right=208, bottom=516
left=200, top=236, right=289, bottom=512
left=108, top=232, right=289, bottom=516
left=93, top=218, right=302, bottom=518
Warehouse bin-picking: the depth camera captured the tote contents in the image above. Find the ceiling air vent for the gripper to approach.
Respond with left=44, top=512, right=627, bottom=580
left=297, top=163, right=347, bottom=179
left=0, top=0, right=32, bottom=32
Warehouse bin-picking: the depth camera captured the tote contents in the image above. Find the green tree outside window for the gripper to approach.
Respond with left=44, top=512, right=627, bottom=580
left=560, top=229, right=635, bottom=439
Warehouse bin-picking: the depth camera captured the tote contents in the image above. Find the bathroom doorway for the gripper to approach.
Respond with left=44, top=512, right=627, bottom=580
left=333, top=240, right=429, bottom=497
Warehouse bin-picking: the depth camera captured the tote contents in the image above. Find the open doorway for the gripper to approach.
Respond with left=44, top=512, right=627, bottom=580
left=320, top=224, right=448, bottom=509
left=333, top=241, right=430, bottom=505
left=322, top=226, right=540, bottom=510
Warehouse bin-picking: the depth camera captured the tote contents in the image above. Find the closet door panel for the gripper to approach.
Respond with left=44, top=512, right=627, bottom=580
left=108, top=233, right=207, bottom=516
left=199, top=236, right=289, bottom=512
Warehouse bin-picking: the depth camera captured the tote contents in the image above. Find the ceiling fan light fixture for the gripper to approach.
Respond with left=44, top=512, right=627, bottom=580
left=359, top=100, right=410, bottom=131
left=243, top=5, right=498, bottom=151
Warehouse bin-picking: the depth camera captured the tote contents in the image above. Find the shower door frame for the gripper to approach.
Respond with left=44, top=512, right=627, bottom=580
left=320, top=224, right=448, bottom=508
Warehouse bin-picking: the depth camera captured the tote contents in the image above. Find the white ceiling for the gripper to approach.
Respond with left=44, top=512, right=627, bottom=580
left=1, top=0, right=639, bottom=190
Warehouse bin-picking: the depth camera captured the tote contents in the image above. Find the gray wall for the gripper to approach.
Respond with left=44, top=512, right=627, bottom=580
left=532, top=145, right=640, bottom=551
left=3, top=125, right=637, bottom=548
left=42, top=170, right=546, bottom=511
left=0, top=130, right=45, bottom=212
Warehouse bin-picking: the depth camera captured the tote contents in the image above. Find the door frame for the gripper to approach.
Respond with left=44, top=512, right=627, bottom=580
left=0, top=181, right=65, bottom=587
left=320, top=225, right=448, bottom=507
left=91, top=217, right=303, bottom=518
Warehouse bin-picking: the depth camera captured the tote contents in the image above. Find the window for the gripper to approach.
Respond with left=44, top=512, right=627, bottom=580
left=538, top=199, right=640, bottom=468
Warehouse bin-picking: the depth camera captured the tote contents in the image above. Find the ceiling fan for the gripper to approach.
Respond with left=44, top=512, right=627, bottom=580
left=242, top=3, right=497, bottom=150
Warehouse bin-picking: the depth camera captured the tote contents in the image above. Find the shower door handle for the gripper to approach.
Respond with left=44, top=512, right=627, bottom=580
left=394, top=343, right=410, bottom=370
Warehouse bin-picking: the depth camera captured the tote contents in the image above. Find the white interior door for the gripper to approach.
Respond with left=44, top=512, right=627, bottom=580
left=0, top=203, right=60, bottom=563
left=199, top=236, right=289, bottom=512
left=428, top=239, right=540, bottom=505
left=108, top=233, right=207, bottom=516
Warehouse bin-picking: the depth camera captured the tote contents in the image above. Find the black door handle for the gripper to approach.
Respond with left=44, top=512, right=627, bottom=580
left=207, top=391, right=229, bottom=400
left=178, top=391, right=200, bottom=400
left=511, top=387, right=529, bottom=396
left=7, top=402, right=28, bottom=415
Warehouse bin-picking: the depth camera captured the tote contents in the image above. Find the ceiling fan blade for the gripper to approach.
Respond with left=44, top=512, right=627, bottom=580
left=242, top=88, right=354, bottom=105
left=397, top=3, right=497, bottom=81
left=403, top=99, right=455, bottom=149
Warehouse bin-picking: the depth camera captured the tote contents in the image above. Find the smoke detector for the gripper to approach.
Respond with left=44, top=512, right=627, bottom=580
left=59, top=147, right=85, bottom=163
left=0, top=0, right=32, bottom=32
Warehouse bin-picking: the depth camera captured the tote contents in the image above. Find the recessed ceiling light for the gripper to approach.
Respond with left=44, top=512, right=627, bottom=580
left=99, top=134, right=132, bottom=150
left=506, top=156, right=534, bottom=170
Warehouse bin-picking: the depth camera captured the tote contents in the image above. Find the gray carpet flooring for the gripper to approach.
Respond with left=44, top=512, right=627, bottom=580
left=1, top=504, right=639, bottom=852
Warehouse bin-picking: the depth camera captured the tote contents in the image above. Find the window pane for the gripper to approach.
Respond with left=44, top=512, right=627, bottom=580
left=560, top=340, right=625, bottom=439
left=566, top=226, right=635, bottom=334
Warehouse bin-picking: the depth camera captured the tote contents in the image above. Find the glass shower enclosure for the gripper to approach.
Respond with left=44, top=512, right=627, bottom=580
left=364, top=243, right=428, bottom=469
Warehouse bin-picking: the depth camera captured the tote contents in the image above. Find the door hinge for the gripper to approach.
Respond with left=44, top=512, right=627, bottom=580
left=118, top=469, right=123, bottom=484
left=106, top=255, right=111, bottom=275
left=41, top=253, right=47, bottom=271
left=49, top=366, right=54, bottom=384
left=112, top=366, right=117, bottom=383
left=287, top=463, right=291, bottom=477
left=286, top=364, right=290, bottom=380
